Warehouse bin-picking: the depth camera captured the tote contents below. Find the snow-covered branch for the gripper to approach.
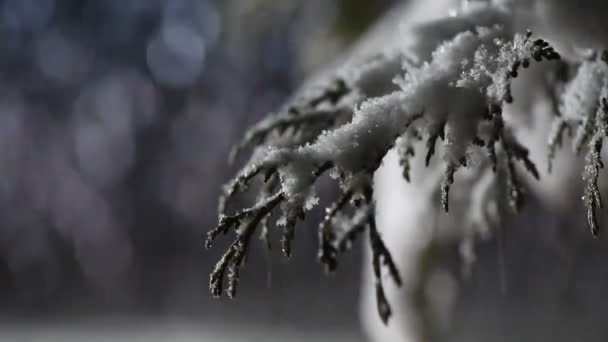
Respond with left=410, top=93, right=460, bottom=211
left=205, top=1, right=608, bottom=324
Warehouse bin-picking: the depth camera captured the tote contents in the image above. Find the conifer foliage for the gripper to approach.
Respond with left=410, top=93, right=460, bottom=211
left=205, top=2, right=608, bottom=324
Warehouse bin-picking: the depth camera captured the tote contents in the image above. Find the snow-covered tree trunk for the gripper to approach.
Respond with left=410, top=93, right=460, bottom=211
left=208, top=0, right=608, bottom=341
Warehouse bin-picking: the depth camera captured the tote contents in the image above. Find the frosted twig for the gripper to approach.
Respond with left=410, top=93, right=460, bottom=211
left=584, top=135, right=604, bottom=237
left=317, top=188, right=354, bottom=272
left=209, top=191, right=283, bottom=298
left=229, top=78, right=352, bottom=163
left=583, top=96, right=608, bottom=236
left=218, top=163, right=271, bottom=216
left=441, top=162, right=459, bottom=213
left=369, top=211, right=402, bottom=325
left=230, top=109, right=348, bottom=162
left=279, top=206, right=304, bottom=258
left=206, top=191, right=284, bottom=249
left=258, top=173, right=279, bottom=250
left=205, top=24, right=582, bottom=324
left=425, top=121, right=446, bottom=167
left=547, top=118, right=576, bottom=173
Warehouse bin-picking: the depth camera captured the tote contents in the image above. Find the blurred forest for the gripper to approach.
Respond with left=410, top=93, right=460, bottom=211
left=0, top=0, right=398, bottom=339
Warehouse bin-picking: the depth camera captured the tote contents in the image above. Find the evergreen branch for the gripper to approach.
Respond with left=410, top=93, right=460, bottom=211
left=398, top=144, right=416, bottom=182
left=333, top=205, right=372, bottom=252
left=206, top=191, right=284, bottom=249
left=308, top=78, right=351, bottom=107
left=209, top=191, right=282, bottom=298
left=229, top=109, right=347, bottom=162
left=317, top=188, right=354, bottom=272
left=505, top=138, right=540, bottom=180
left=206, top=27, right=576, bottom=325
left=547, top=118, right=576, bottom=173
left=279, top=206, right=304, bottom=258
left=584, top=135, right=604, bottom=237
left=369, top=211, right=402, bottom=325
left=425, top=121, right=446, bottom=167
left=441, top=162, right=459, bottom=213
left=218, top=163, right=272, bottom=216
left=583, top=96, right=608, bottom=237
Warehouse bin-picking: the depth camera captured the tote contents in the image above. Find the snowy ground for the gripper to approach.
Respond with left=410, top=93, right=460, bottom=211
left=0, top=316, right=364, bottom=342
left=0, top=256, right=366, bottom=342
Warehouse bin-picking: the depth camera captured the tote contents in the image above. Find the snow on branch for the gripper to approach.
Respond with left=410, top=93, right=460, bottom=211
left=204, top=3, right=608, bottom=324
left=552, top=56, right=608, bottom=236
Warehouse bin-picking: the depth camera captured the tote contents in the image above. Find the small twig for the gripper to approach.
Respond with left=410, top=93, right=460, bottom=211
left=309, top=78, right=351, bottom=107
left=398, top=145, right=416, bottom=182
left=584, top=135, right=603, bottom=237
left=441, top=162, right=459, bottom=213
left=317, top=189, right=354, bottom=272
left=207, top=191, right=285, bottom=249
left=218, top=163, right=271, bottom=216
left=503, top=144, right=524, bottom=213
left=369, top=212, right=402, bottom=325
left=548, top=118, right=576, bottom=173
left=280, top=206, right=304, bottom=258
left=258, top=174, right=279, bottom=250
left=425, top=121, right=446, bottom=166
left=229, top=110, right=344, bottom=163
left=505, top=138, right=540, bottom=180
left=334, top=206, right=372, bottom=252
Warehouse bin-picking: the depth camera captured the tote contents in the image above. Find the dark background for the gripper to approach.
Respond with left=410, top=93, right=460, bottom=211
left=0, top=0, right=395, bottom=340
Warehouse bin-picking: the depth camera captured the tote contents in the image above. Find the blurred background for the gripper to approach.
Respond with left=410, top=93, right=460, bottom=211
left=0, top=0, right=399, bottom=341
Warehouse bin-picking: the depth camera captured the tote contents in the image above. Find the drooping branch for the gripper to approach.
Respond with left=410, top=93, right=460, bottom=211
left=584, top=135, right=604, bottom=237
left=206, top=19, right=577, bottom=324
left=582, top=96, right=608, bottom=236
left=547, top=118, right=577, bottom=173
left=551, top=57, right=608, bottom=236
left=440, top=162, right=459, bottom=213
left=208, top=190, right=283, bottom=298
left=229, top=78, right=354, bottom=163
left=317, top=187, right=354, bottom=272
left=369, top=211, right=402, bottom=325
